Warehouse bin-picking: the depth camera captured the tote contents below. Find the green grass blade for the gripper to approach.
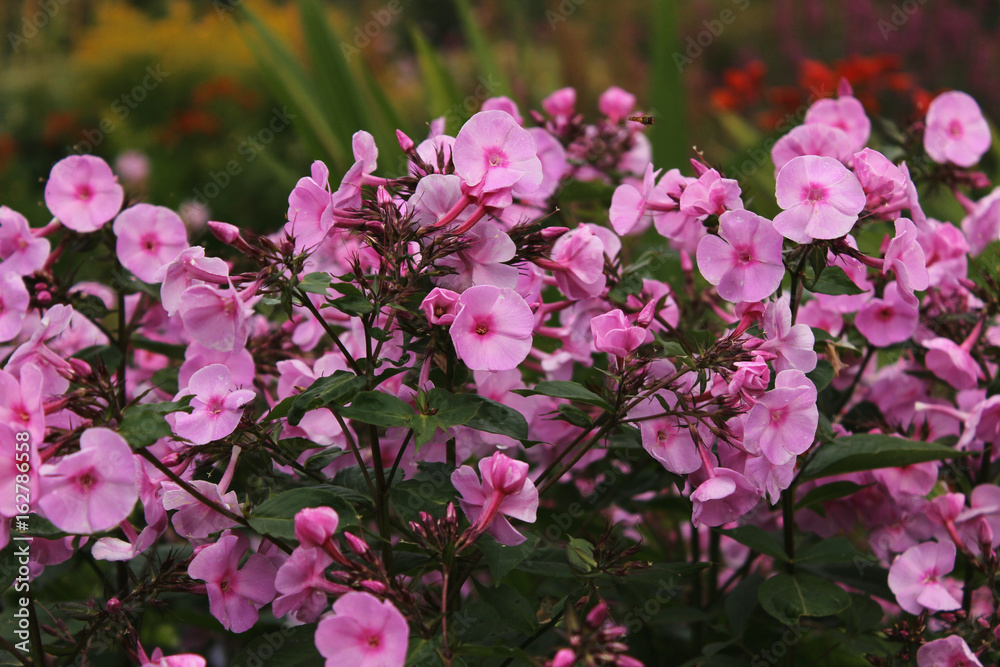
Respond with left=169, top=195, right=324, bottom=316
left=453, top=0, right=511, bottom=98
left=408, top=24, right=464, bottom=133
left=649, top=0, right=688, bottom=170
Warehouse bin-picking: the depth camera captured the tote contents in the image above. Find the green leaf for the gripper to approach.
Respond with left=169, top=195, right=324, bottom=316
left=843, top=593, right=885, bottom=636
left=796, top=537, right=861, bottom=565
left=556, top=403, right=594, bottom=428
left=725, top=574, right=763, bottom=637
left=131, top=335, right=188, bottom=360
left=807, top=359, right=834, bottom=392
left=513, top=380, right=611, bottom=411
left=329, top=294, right=375, bottom=316
left=426, top=389, right=482, bottom=428
left=796, top=481, right=870, bottom=510
left=800, top=433, right=971, bottom=480
left=149, top=366, right=179, bottom=396
left=808, top=265, right=865, bottom=295
left=453, top=0, right=510, bottom=96
left=286, top=372, right=366, bottom=426
left=757, top=573, right=851, bottom=625
left=719, top=526, right=788, bottom=562
left=473, top=581, right=537, bottom=636
left=298, top=272, right=331, bottom=295
left=19, top=514, right=67, bottom=539
left=479, top=533, right=540, bottom=583
left=230, top=623, right=323, bottom=667
left=118, top=399, right=192, bottom=448
left=463, top=395, right=530, bottom=441
left=339, top=391, right=414, bottom=427
left=567, top=537, right=597, bottom=573
left=249, top=486, right=359, bottom=541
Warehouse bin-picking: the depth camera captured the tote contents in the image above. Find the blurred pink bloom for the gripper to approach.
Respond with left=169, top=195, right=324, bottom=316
left=679, top=168, right=742, bottom=218
left=773, top=155, right=866, bottom=243
left=691, top=468, right=761, bottom=527
left=4, top=304, right=76, bottom=395
left=450, top=285, right=534, bottom=371
left=114, top=150, right=151, bottom=186
left=39, top=427, right=138, bottom=534
left=771, top=123, right=853, bottom=173
left=0, top=272, right=29, bottom=342
left=0, top=206, right=50, bottom=276
left=960, top=186, right=1000, bottom=257
left=697, top=209, right=785, bottom=303
left=855, top=282, right=919, bottom=347
left=452, top=451, right=539, bottom=545
left=756, top=295, right=816, bottom=374
left=315, top=591, right=409, bottom=667
left=113, top=204, right=189, bottom=283
left=591, top=308, right=645, bottom=358
left=852, top=148, right=907, bottom=216
left=888, top=540, right=962, bottom=615
left=924, top=91, right=990, bottom=168
left=598, top=86, right=636, bottom=123
left=923, top=337, right=983, bottom=391
left=188, top=532, right=277, bottom=633
left=523, top=128, right=569, bottom=203
left=44, top=155, right=124, bottom=233
left=542, top=87, right=576, bottom=121
left=481, top=96, right=523, bottom=125
left=744, top=369, right=819, bottom=465
left=804, top=94, right=871, bottom=153
left=137, top=643, right=206, bottom=667
left=916, top=635, right=982, bottom=667
left=453, top=110, right=542, bottom=208
left=171, top=364, right=255, bottom=444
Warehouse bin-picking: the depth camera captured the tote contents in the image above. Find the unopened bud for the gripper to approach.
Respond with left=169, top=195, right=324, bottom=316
left=550, top=648, right=577, bottom=667
left=106, top=598, right=121, bottom=614
left=36, top=290, right=52, bottom=305
left=541, top=226, right=570, bottom=241
left=69, top=358, right=92, bottom=377
left=344, top=532, right=371, bottom=557
left=586, top=601, right=609, bottom=628
left=978, top=518, right=994, bottom=546
left=446, top=502, right=457, bottom=524
left=396, top=129, right=415, bottom=152
left=208, top=220, right=241, bottom=245
left=360, top=579, right=387, bottom=595
left=377, top=186, right=392, bottom=207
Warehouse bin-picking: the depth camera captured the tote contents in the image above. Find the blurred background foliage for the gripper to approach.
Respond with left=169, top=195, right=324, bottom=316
left=2, top=0, right=998, bottom=235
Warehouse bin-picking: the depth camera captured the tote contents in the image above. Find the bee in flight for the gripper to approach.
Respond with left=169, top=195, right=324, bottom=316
left=628, top=115, right=655, bottom=125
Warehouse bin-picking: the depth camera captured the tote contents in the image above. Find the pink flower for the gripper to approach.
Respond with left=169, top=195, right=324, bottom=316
left=773, top=155, right=866, bottom=243
left=697, top=209, right=785, bottom=303
left=44, top=155, right=124, bottom=233
left=883, top=217, right=929, bottom=306
left=434, top=221, right=518, bottom=291
left=452, top=110, right=543, bottom=208
left=690, top=468, right=761, bottom=527
left=273, top=547, right=335, bottom=622
left=771, top=124, right=853, bottom=173
left=888, top=540, right=962, bottom=615
left=451, top=451, right=539, bottom=546
left=804, top=93, right=871, bottom=154
left=591, top=309, right=645, bottom=358
left=114, top=150, right=151, bottom=186
left=916, top=635, right=982, bottom=667
left=855, top=282, right=919, bottom=347
left=0, top=206, right=50, bottom=276
left=177, top=282, right=254, bottom=352
left=295, top=506, right=341, bottom=548
left=960, top=186, right=1000, bottom=257
left=0, top=272, right=29, bottom=342
left=0, top=423, right=39, bottom=518
left=171, top=364, right=255, bottom=445
left=137, top=644, right=206, bottom=667
left=756, top=295, right=816, bottom=374
left=924, top=91, right=991, bottom=168
left=743, top=369, right=819, bottom=465
left=923, top=337, right=983, bottom=390
left=598, top=86, right=636, bottom=123
left=631, top=392, right=702, bottom=474
left=545, top=223, right=608, bottom=299
left=315, top=591, right=409, bottom=667
left=113, top=204, right=189, bottom=283
left=481, top=95, right=523, bottom=125
left=852, top=148, right=908, bottom=216
left=155, top=246, right=230, bottom=316
left=450, top=285, right=534, bottom=372
left=188, top=532, right=277, bottom=633
left=421, top=287, right=461, bottom=325
left=161, top=479, right=242, bottom=540
left=679, top=168, right=743, bottom=218
left=38, top=427, right=138, bottom=534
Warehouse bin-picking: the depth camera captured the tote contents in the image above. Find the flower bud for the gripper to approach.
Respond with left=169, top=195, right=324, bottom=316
left=106, top=598, right=121, bottom=614
left=208, top=220, right=241, bottom=245
left=344, top=531, right=371, bottom=557
left=541, top=226, right=570, bottom=241
left=586, top=601, right=609, bottom=628
left=550, top=648, right=577, bottom=667
left=396, top=129, right=415, bottom=152
left=294, top=506, right=340, bottom=548
left=360, top=579, right=387, bottom=595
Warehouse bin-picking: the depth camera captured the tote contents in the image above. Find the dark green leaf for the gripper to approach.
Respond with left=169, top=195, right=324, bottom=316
left=808, top=265, right=865, bottom=295
left=473, top=581, right=537, bottom=636
left=479, top=533, right=540, bottom=583
left=757, top=573, right=851, bottom=625
left=463, top=396, right=530, bottom=441
left=131, top=336, right=187, bottom=360
left=339, top=391, right=414, bottom=427
left=719, top=526, right=788, bottom=562
left=725, top=574, right=762, bottom=637
left=807, top=359, right=834, bottom=392
left=426, top=389, right=482, bottom=428
left=149, top=366, right=179, bottom=396
left=286, top=372, right=366, bottom=426
left=801, top=433, right=971, bottom=480
left=513, top=381, right=611, bottom=411
left=70, top=293, right=108, bottom=320
left=556, top=403, right=594, bottom=428
left=249, top=486, right=359, bottom=541
left=567, top=537, right=597, bottom=573
left=843, top=593, right=885, bottom=636
left=329, top=294, right=374, bottom=316
left=230, top=624, right=323, bottom=667
left=298, top=272, right=332, bottom=294
left=796, top=537, right=861, bottom=565
left=796, top=481, right=870, bottom=510
left=303, top=448, right=349, bottom=472
left=118, top=399, right=192, bottom=448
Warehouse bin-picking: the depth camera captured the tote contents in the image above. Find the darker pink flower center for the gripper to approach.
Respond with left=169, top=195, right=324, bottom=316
left=948, top=120, right=964, bottom=138
left=367, top=633, right=381, bottom=648
left=76, top=469, right=101, bottom=491
left=805, top=184, right=826, bottom=202
left=475, top=323, right=489, bottom=336
left=76, top=185, right=94, bottom=202
left=142, top=235, right=160, bottom=252
left=487, top=150, right=506, bottom=167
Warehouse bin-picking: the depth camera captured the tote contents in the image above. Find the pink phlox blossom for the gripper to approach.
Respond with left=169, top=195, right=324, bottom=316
left=854, top=282, right=919, bottom=347
left=590, top=308, right=646, bottom=359
left=544, top=223, right=608, bottom=299
left=434, top=221, right=518, bottom=291
left=187, top=531, right=277, bottom=633
left=916, top=635, right=982, bottom=667
left=883, top=217, right=930, bottom=307
left=755, top=294, right=817, bottom=373
left=852, top=148, right=909, bottom=217
left=773, top=155, right=866, bottom=243
left=273, top=546, right=335, bottom=622
left=170, top=364, right=256, bottom=444
left=177, top=280, right=256, bottom=352
left=887, top=540, right=963, bottom=615
left=315, top=591, right=409, bottom=667
left=481, top=96, right=524, bottom=125
left=917, top=217, right=969, bottom=288
left=44, top=155, right=124, bottom=233
left=924, top=90, right=991, bottom=168
left=690, top=468, right=761, bottom=527
left=0, top=206, right=50, bottom=276
left=679, top=168, right=743, bottom=218
left=451, top=451, right=539, bottom=546
left=137, top=644, right=207, bottom=667
left=421, top=287, right=462, bottom=325
left=452, top=110, right=543, bottom=208
left=630, top=391, right=703, bottom=475
left=959, top=186, right=1000, bottom=257
left=598, top=86, right=636, bottom=123
left=5, top=304, right=77, bottom=395
left=804, top=92, right=871, bottom=153
left=743, top=369, right=819, bottom=465
left=112, top=204, right=189, bottom=283
left=155, top=246, right=230, bottom=316
left=771, top=123, right=854, bottom=173
left=696, top=209, right=785, bottom=303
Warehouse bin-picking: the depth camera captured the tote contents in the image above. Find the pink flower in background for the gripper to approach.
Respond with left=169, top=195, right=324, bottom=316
left=481, top=95, right=524, bottom=125
left=631, top=392, right=702, bottom=475
left=188, top=532, right=277, bottom=633
left=679, top=168, right=743, bottom=218
left=450, top=285, right=534, bottom=371
left=155, top=246, right=230, bottom=316
left=855, top=282, right=919, bottom=347
left=434, top=221, right=518, bottom=291
left=452, top=451, right=539, bottom=545
left=161, top=479, right=242, bottom=540
left=743, top=369, right=818, bottom=465
left=804, top=93, right=871, bottom=153
left=0, top=272, right=29, bottom=342
left=44, top=155, right=124, bottom=233
left=888, top=540, right=962, bottom=615
left=113, top=204, right=189, bottom=283
left=177, top=282, right=254, bottom=352
left=137, top=644, right=206, bottom=667
left=691, top=468, right=761, bottom=528
left=0, top=206, right=50, bottom=276
left=916, top=635, right=982, bottom=667
left=315, top=591, right=409, bottom=667
left=696, top=209, right=785, bottom=303
left=960, top=186, right=1000, bottom=257
left=38, top=428, right=138, bottom=534
left=452, top=110, right=542, bottom=207
left=591, top=309, right=645, bottom=358
left=598, top=86, right=636, bottom=123
left=546, top=223, right=608, bottom=299
left=610, top=164, right=661, bottom=236
left=171, top=364, right=255, bottom=444
left=771, top=123, right=853, bottom=173
left=773, top=155, right=866, bottom=243
left=922, top=337, right=983, bottom=390
left=924, top=91, right=991, bottom=167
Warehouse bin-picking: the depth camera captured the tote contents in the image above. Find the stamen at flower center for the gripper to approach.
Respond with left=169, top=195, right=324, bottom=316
left=475, top=324, right=489, bottom=336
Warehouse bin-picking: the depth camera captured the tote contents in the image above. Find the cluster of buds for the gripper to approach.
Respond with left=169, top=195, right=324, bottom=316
left=547, top=601, right=643, bottom=667
left=409, top=502, right=460, bottom=555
